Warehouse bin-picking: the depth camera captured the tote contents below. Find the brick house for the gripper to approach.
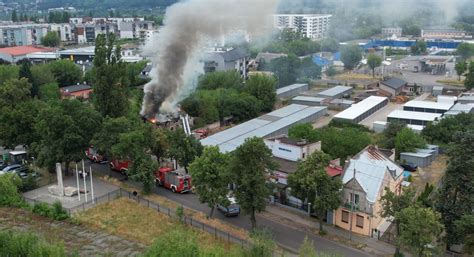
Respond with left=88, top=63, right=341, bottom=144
left=60, top=84, right=93, bottom=100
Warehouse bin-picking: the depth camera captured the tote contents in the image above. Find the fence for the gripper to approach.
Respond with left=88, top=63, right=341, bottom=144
left=23, top=188, right=250, bottom=248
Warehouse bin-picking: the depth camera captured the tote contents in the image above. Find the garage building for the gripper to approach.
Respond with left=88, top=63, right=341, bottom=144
left=316, top=85, right=352, bottom=100
left=387, top=110, right=442, bottom=126
left=333, top=96, right=388, bottom=123
left=291, top=96, right=327, bottom=106
left=403, top=100, right=453, bottom=114
left=276, top=83, right=308, bottom=99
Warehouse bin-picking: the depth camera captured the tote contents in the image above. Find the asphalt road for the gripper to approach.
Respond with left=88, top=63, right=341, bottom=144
left=88, top=161, right=371, bottom=257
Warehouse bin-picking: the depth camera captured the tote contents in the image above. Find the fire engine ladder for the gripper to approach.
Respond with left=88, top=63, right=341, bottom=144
left=181, top=114, right=192, bottom=136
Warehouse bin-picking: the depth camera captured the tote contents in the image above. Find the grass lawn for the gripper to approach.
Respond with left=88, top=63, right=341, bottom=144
left=75, top=197, right=242, bottom=251
left=436, top=79, right=465, bottom=87
left=100, top=176, right=249, bottom=240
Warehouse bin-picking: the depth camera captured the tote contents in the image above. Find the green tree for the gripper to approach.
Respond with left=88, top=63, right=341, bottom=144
left=397, top=206, right=443, bottom=257
left=0, top=78, right=31, bottom=108
left=198, top=70, right=242, bottom=90
left=92, top=116, right=135, bottom=159
left=0, top=173, right=24, bottom=207
left=465, top=62, right=474, bottom=90
left=455, top=61, right=467, bottom=81
left=457, top=42, right=474, bottom=60
left=47, top=60, right=82, bottom=87
left=380, top=187, right=416, bottom=256
left=31, top=65, right=56, bottom=98
left=150, top=128, right=169, bottom=161
left=367, top=53, right=382, bottom=77
left=93, top=33, right=129, bottom=117
left=167, top=129, right=203, bottom=173
left=321, top=127, right=371, bottom=161
left=268, top=55, right=300, bottom=88
left=230, top=137, right=275, bottom=229
left=38, top=83, right=60, bottom=102
left=320, top=38, right=339, bottom=53
left=18, top=61, right=35, bottom=96
left=395, top=127, right=426, bottom=159
left=436, top=131, right=474, bottom=248
left=41, top=31, right=60, bottom=47
left=288, top=151, right=342, bottom=232
left=340, top=44, right=362, bottom=70
left=244, top=75, right=276, bottom=112
left=11, top=10, right=18, bottom=22
left=189, top=146, right=230, bottom=217
left=299, top=57, right=322, bottom=81
left=422, top=113, right=474, bottom=145
left=0, top=65, right=19, bottom=85
left=33, top=100, right=101, bottom=175
left=325, top=66, right=337, bottom=77
left=410, top=40, right=427, bottom=55
left=455, top=214, right=474, bottom=254
left=129, top=153, right=157, bottom=194
left=380, top=121, right=406, bottom=149
left=288, top=123, right=321, bottom=143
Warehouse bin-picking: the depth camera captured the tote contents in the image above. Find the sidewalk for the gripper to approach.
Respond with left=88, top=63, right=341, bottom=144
left=262, top=204, right=404, bottom=257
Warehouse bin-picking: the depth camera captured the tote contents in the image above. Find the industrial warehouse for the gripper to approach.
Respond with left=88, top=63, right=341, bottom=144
left=333, top=96, right=388, bottom=123
left=201, top=104, right=327, bottom=153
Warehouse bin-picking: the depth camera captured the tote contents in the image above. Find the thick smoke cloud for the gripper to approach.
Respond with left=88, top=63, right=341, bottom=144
left=141, top=0, right=279, bottom=118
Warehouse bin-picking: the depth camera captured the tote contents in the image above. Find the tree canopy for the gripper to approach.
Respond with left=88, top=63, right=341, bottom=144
left=188, top=146, right=230, bottom=217
left=41, top=31, right=61, bottom=47
left=395, top=127, right=426, bottom=159
left=230, top=137, right=275, bottom=229
left=47, top=60, right=82, bottom=87
left=367, top=54, right=382, bottom=77
left=340, top=44, right=362, bottom=70
left=288, top=123, right=321, bottom=143
left=410, top=40, right=427, bottom=55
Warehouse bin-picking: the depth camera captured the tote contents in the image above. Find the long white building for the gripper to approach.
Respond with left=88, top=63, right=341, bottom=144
left=273, top=14, right=332, bottom=39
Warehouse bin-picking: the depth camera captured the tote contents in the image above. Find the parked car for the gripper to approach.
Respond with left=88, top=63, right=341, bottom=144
left=2, top=164, right=22, bottom=172
left=0, top=160, right=7, bottom=170
left=217, top=195, right=240, bottom=217
left=401, top=163, right=418, bottom=172
left=12, top=166, right=40, bottom=180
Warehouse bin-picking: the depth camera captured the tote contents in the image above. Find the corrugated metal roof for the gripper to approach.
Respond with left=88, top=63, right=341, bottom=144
left=388, top=110, right=442, bottom=121
left=292, top=96, right=327, bottom=102
left=404, top=100, right=453, bottom=111
left=381, top=78, right=407, bottom=90
left=276, top=84, right=308, bottom=95
left=334, top=96, right=388, bottom=120
left=317, top=85, right=352, bottom=97
left=343, top=146, right=403, bottom=203
left=202, top=105, right=327, bottom=153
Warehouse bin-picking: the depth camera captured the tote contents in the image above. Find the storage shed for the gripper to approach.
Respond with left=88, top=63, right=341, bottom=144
left=372, top=121, right=388, bottom=133
left=291, top=96, right=327, bottom=106
left=403, top=100, right=453, bottom=114
left=400, top=152, right=432, bottom=168
left=201, top=104, right=327, bottom=153
left=333, top=96, right=388, bottom=123
left=432, top=86, right=443, bottom=96
left=387, top=110, right=442, bottom=126
left=276, top=84, right=309, bottom=99
left=316, top=85, right=352, bottom=100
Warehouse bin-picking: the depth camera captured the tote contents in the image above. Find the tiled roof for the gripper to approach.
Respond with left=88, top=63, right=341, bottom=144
left=0, top=46, right=53, bottom=56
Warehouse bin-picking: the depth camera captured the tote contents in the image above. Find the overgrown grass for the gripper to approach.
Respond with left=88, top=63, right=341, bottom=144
left=0, top=229, right=67, bottom=257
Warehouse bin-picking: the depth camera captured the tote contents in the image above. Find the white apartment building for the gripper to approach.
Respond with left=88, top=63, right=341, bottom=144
left=273, top=14, right=332, bottom=39
left=0, top=24, right=49, bottom=46
left=50, top=23, right=73, bottom=42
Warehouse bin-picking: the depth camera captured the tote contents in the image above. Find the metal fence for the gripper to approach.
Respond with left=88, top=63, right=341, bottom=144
left=23, top=188, right=250, bottom=247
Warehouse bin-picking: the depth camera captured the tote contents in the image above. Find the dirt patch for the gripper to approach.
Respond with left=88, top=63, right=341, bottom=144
left=410, top=154, right=448, bottom=193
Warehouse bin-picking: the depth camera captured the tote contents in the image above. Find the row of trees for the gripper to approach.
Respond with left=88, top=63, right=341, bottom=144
left=181, top=71, right=277, bottom=126
left=260, top=55, right=322, bottom=88
left=454, top=61, right=474, bottom=90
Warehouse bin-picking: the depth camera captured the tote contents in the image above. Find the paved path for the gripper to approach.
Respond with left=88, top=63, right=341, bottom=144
left=0, top=207, right=145, bottom=257
left=87, top=161, right=372, bottom=257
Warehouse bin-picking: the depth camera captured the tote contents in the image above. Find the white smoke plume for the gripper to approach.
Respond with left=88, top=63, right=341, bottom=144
left=141, top=0, right=279, bottom=118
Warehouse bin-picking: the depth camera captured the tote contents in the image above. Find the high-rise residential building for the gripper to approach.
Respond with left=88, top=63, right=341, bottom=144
left=273, top=14, right=332, bottom=39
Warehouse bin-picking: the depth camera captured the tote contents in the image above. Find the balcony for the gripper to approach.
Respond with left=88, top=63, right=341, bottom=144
left=343, top=202, right=359, bottom=211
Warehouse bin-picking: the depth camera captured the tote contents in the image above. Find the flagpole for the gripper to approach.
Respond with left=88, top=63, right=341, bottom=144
left=75, top=163, right=80, bottom=201
left=90, top=166, right=95, bottom=204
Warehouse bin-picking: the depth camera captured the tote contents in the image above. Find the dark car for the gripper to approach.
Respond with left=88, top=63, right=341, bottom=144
left=2, top=164, right=22, bottom=172
left=217, top=196, right=240, bottom=217
left=401, top=163, right=418, bottom=172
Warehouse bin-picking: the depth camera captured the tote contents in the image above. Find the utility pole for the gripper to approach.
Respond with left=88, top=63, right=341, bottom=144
left=349, top=168, right=356, bottom=241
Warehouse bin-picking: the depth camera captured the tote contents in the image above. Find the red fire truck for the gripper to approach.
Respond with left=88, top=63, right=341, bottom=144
left=85, top=146, right=106, bottom=163
left=155, top=167, right=192, bottom=193
left=109, top=159, right=130, bottom=175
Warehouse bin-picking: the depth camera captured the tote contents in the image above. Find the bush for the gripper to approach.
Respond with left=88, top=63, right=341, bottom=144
left=176, top=206, right=184, bottom=222
left=32, top=201, right=69, bottom=221
left=0, top=173, right=26, bottom=207
left=0, top=229, right=66, bottom=257
left=18, top=174, right=38, bottom=193
left=32, top=202, right=53, bottom=218
left=51, top=201, right=69, bottom=221
left=245, top=229, right=275, bottom=257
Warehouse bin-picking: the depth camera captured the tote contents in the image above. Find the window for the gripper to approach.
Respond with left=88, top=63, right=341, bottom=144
left=342, top=210, right=349, bottom=223
left=350, top=193, right=360, bottom=205
left=356, top=215, right=364, bottom=228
